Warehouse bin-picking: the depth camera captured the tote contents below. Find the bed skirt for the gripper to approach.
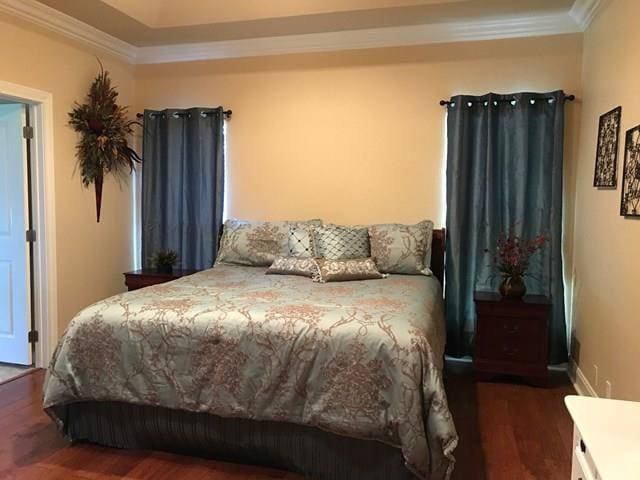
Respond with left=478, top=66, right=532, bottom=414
left=58, top=401, right=418, bottom=480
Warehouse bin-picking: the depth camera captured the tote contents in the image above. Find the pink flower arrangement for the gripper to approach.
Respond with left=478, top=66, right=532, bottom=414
left=491, top=231, right=548, bottom=277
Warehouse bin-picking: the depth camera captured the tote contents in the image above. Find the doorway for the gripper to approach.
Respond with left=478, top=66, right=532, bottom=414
left=0, top=102, right=34, bottom=378
left=0, top=81, right=57, bottom=374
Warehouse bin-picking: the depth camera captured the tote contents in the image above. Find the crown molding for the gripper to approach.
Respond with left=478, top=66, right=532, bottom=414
left=0, top=0, right=136, bottom=63
left=569, top=0, right=604, bottom=30
left=136, top=12, right=581, bottom=64
left=0, top=0, right=587, bottom=65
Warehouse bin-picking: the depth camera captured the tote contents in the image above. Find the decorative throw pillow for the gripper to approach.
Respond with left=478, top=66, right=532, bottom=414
left=266, top=256, right=318, bottom=278
left=313, top=225, right=370, bottom=260
left=217, top=219, right=321, bottom=266
left=288, top=223, right=318, bottom=258
left=312, top=258, right=386, bottom=283
left=369, top=220, right=433, bottom=275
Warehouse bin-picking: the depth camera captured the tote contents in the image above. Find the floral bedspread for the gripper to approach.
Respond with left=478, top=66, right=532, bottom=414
left=43, top=265, right=458, bottom=479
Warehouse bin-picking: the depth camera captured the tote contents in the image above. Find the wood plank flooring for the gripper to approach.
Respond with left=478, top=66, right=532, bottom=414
left=0, top=363, right=574, bottom=480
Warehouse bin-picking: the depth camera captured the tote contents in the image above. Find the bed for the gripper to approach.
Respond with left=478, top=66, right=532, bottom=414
left=43, top=229, right=457, bottom=480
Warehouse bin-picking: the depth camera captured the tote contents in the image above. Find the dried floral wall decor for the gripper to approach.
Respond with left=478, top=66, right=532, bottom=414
left=593, top=106, right=622, bottom=188
left=620, top=124, right=640, bottom=217
left=68, top=63, right=140, bottom=222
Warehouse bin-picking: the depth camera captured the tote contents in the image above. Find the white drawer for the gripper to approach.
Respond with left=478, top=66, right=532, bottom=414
left=573, top=446, right=597, bottom=480
left=572, top=425, right=599, bottom=480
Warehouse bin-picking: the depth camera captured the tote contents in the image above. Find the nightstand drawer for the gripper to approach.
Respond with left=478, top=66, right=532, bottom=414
left=477, top=315, right=542, bottom=363
left=476, top=303, right=548, bottom=320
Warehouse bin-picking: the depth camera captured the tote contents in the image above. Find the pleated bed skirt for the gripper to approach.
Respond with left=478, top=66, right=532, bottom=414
left=58, top=401, right=418, bottom=480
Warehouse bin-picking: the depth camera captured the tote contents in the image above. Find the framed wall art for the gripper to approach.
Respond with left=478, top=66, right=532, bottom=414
left=593, top=106, right=622, bottom=188
left=620, top=124, right=640, bottom=217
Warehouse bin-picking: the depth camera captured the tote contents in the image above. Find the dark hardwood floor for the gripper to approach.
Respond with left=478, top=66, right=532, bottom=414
left=0, top=363, right=574, bottom=480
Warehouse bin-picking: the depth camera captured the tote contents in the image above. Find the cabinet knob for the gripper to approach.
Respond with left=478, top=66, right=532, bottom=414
left=503, top=346, right=519, bottom=356
left=503, top=323, right=520, bottom=334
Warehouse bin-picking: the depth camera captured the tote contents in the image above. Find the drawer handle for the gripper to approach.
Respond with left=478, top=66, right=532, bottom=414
left=503, top=324, right=520, bottom=334
left=503, top=346, right=519, bottom=356
left=580, top=439, right=586, bottom=453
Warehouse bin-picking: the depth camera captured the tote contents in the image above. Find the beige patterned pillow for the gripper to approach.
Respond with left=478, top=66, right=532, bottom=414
left=266, top=256, right=318, bottom=278
left=369, top=220, right=433, bottom=275
left=217, top=219, right=321, bottom=266
left=312, top=257, right=386, bottom=283
left=313, top=225, right=370, bottom=260
left=288, top=223, right=318, bottom=258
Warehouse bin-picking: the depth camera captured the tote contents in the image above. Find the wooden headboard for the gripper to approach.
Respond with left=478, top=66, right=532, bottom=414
left=431, top=228, right=446, bottom=286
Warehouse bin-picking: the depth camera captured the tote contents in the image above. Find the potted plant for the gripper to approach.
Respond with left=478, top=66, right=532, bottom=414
left=149, top=250, right=179, bottom=274
left=488, top=230, right=548, bottom=299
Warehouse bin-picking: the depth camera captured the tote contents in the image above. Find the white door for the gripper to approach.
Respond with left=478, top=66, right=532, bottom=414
left=0, top=104, right=31, bottom=365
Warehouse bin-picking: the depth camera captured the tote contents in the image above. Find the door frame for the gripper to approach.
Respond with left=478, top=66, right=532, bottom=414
left=0, top=80, right=57, bottom=368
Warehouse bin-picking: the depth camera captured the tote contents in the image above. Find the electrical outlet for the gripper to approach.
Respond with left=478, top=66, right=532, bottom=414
left=605, top=380, right=613, bottom=398
left=593, top=364, right=599, bottom=387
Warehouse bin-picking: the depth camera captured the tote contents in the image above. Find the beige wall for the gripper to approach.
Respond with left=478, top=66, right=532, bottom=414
left=571, top=0, right=640, bottom=400
left=135, top=34, right=583, bottom=229
left=0, top=13, right=136, bottom=335
left=0, top=11, right=585, bottom=352
left=136, top=35, right=583, bottom=329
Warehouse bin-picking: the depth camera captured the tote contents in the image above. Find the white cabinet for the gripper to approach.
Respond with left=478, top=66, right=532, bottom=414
left=565, top=395, right=640, bottom=480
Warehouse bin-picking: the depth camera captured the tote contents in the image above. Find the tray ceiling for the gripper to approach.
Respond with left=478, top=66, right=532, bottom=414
left=0, top=0, right=599, bottom=64
left=37, top=0, right=575, bottom=46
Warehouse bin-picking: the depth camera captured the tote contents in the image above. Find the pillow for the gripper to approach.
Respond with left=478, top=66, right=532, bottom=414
left=369, top=220, right=433, bottom=275
left=217, top=219, right=321, bottom=266
left=266, top=256, right=318, bottom=278
left=312, top=258, right=386, bottom=283
left=313, top=225, right=370, bottom=260
left=288, top=223, right=318, bottom=258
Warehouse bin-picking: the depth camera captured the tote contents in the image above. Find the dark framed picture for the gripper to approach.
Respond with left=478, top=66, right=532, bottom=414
left=620, top=124, right=640, bottom=217
left=593, top=106, right=622, bottom=187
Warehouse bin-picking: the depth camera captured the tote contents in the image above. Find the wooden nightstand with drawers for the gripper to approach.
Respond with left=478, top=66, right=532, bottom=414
left=123, top=269, right=199, bottom=291
left=474, top=291, right=551, bottom=386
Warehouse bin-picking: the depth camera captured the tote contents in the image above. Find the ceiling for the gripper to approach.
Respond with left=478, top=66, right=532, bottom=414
left=0, top=0, right=599, bottom=63
left=100, top=0, right=465, bottom=29
left=37, top=0, right=575, bottom=46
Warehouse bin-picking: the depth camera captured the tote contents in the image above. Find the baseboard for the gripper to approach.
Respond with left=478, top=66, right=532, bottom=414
left=444, top=355, right=472, bottom=364
left=569, top=358, right=598, bottom=397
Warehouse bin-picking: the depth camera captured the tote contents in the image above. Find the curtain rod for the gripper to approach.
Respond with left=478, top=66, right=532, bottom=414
left=136, top=109, right=232, bottom=119
left=439, top=94, right=575, bottom=106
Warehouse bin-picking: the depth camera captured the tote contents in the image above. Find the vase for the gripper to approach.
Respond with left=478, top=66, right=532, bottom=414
left=499, top=275, right=526, bottom=299
left=94, top=174, right=103, bottom=223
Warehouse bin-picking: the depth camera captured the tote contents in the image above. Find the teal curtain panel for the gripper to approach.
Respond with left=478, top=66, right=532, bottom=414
left=445, top=91, right=567, bottom=363
left=141, top=107, right=225, bottom=270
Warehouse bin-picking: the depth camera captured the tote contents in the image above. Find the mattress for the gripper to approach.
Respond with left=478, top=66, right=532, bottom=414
left=43, top=264, right=458, bottom=479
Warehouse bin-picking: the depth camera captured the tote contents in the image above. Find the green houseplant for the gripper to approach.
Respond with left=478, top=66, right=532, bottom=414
left=150, top=250, right=179, bottom=274
left=68, top=61, right=141, bottom=222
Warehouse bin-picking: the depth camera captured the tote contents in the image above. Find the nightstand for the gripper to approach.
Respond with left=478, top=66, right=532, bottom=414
left=123, top=269, right=199, bottom=291
left=474, top=291, right=551, bottom=385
